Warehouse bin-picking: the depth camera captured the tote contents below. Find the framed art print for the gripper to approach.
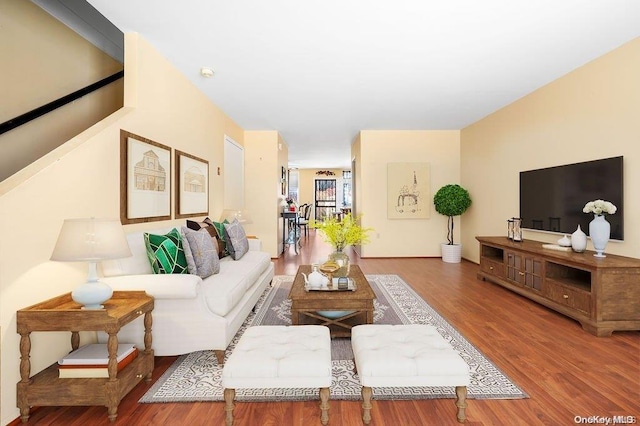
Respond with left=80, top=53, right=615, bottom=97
left=281, top=166, right=287, bottom=196
left=387, top=162, right=430, bottom=219
left=175, top=150, right=209, bottom=218
left=120, top=130, right=171, bottom=224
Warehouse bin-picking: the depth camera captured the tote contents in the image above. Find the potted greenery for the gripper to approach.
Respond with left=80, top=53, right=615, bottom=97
left=433, top=184, right=472, bottom=263
left=310, top=213, right=373, bottom=277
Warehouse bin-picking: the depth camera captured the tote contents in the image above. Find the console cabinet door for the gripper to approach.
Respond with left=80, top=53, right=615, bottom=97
left=506, top=251, right=543, bottom=291
left=506, top=252, right=524, bottom=285
left=524, top=257, right=543, bottom=291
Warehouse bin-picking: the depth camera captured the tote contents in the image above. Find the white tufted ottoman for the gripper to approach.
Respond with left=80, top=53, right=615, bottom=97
left=221, top=325, right=332, bottom=426
left=351, top=324, right=470, bottom=424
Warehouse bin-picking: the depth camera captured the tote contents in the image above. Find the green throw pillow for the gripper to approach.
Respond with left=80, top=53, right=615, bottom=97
left=144, top=228, right=188, bottom=274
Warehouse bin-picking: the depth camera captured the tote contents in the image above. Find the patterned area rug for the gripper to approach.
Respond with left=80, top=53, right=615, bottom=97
left=140, top=275, right=527, bottom=403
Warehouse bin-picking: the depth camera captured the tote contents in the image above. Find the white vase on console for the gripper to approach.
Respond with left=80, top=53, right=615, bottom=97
left=589, top=215, right=610, bottom=258
left=571, top=225, right=587, bottom=253
left=557, top=234, right=571, bottom=247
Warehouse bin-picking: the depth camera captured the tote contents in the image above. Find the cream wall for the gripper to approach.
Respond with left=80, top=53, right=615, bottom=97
left=244, top=130, right=288, bottom=257
left=278, top=134, right=290, bottom=255
left=352, top=133, right=362, bottom=219
left=0, top=33, right=245, bottom=424
left=0, top=0, right=124, bottom=181
left=461, top=37, right=640, bottom=263
left=356, top=130, right=461, bottom=257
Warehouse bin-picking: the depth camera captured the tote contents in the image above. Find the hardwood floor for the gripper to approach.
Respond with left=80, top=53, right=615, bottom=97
left=20, top=232, right=639, bottom=425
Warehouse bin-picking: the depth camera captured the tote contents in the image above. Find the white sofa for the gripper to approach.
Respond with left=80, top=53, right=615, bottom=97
left=99, top=227, right=274, bottom=363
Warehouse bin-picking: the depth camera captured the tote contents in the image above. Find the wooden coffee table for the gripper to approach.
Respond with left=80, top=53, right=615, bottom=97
left=288, top=265, right=375, bottom=337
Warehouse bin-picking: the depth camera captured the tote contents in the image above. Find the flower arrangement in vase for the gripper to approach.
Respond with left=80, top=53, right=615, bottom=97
left=583, top=200, right=617, bottom=216
left=310, top=213, right=373, bottom=277
left=583, top=199, right=617, bottom=257
left=285, top=197, right=296, bottom=211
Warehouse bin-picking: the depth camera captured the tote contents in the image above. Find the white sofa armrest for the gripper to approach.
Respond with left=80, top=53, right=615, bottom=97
left=103, top=274, right=201, bottom=299
left=248, top=238, right=262, bottom=251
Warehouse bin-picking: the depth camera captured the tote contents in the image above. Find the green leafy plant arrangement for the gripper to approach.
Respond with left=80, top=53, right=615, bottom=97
left=310, top=213, right=374, bottom=251
left=433, top=184, right=472, bottom=245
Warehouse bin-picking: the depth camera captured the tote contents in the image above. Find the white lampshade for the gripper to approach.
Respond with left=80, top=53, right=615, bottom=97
left=51, top=218, right=131, bottom=309
left=51, top=218, right=132, bottom=261
left=220, top=209, right=253, bottom=225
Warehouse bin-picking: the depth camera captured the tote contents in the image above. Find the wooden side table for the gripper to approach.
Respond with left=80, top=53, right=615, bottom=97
left=16, top=291, right=154, bottom=423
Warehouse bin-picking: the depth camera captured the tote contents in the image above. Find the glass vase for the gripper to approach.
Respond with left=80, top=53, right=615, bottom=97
left=329, top=250, right=350, bottom=278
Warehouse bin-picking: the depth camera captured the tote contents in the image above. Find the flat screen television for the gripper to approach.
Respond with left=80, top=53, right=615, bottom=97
left=519, top=156, right=623, bottom=241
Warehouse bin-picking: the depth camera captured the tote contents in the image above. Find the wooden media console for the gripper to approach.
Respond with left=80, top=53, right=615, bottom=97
left=476, top=236, right=640, bottom=336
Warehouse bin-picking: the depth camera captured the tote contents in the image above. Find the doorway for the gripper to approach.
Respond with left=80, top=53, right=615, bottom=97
left=315, top=179, right=336, bottom=221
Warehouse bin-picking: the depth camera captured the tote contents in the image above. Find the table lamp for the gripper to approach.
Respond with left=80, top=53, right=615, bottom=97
left=279, top=195, right=288, bottom=209
left=220, top=209, right=253, bottom=224
left=51, top=218, right=132, bottom=309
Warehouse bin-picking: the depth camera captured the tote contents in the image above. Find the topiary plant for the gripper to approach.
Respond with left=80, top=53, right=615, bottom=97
left=433, top=184, right=472, bottom=245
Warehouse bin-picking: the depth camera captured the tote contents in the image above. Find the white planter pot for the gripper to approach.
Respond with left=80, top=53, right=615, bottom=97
left=441, top=243, right=462, bottom=263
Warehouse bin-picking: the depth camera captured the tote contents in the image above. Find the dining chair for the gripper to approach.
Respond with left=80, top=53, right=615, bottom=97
left=297, top=203, right=308, bottom=219
left=299, top=204, right=313, bottom=237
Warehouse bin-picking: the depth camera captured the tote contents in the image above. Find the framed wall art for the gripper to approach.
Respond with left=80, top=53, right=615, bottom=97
left=175, top=150, right=209, bottom=218
left=120, top=130, right=171, bottom=225
left=281, top=166, right=287, bottom=196
left=387, top=162, right=430, bottom=219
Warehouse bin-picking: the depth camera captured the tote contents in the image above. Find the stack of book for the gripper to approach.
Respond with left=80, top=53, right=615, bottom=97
left=58, top=343, right=138, bottom=378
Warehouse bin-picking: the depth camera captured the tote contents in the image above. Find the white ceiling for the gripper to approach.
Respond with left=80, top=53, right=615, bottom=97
left=85, top=0, right=640, bottom=169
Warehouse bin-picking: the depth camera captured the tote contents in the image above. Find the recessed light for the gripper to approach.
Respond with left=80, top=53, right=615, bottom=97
left=200, top=67, right=214, bottom=78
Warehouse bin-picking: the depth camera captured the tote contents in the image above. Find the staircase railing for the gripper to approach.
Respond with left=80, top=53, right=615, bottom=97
left=0, top=70, right=124, bottom=135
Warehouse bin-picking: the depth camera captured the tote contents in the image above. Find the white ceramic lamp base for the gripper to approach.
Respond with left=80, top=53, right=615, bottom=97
left=71, top=262, right=113, bottom=309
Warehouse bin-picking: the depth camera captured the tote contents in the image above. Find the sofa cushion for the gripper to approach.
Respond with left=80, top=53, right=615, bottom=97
left=204, top=218, right=230, bottom=258
left=181, top=227, right=197, bottom=275
left=102, top=227, right=174, bottom=276
left=202, top=250, right=271, bottom=316
left=224, top=219, right=249, bottom=260
left=186, top=220, right=216, bottom=239
left=103, top=273, right=201, bottom=299
left=188, top=219, right=226, bottom=258
left=181, top=227, right=220, bottom=278
left=186, top=219, right=208, bottom=231
left=144, top=228, right=188, bottom=274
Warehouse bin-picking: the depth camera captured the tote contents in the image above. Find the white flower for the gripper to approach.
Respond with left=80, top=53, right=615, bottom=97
left=583, top=199, right=617, bottom=215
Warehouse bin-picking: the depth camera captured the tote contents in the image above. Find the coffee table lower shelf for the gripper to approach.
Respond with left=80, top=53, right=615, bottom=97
left=288, top=265, right=376, bottom=338
left=293, top=309, right=371, bottom=338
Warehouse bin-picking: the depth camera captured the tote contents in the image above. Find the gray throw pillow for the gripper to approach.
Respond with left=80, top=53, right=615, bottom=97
left=180, top=227, right=198, bottom=275
left=180, top=227, right=220, bottom=278
left=223, top=219, right=249, bottom=260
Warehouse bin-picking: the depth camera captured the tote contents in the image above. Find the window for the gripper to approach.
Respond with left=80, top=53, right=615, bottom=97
left=288, top=169, right=299, bottom=202
left=342, top=170, right=352, bottom=207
